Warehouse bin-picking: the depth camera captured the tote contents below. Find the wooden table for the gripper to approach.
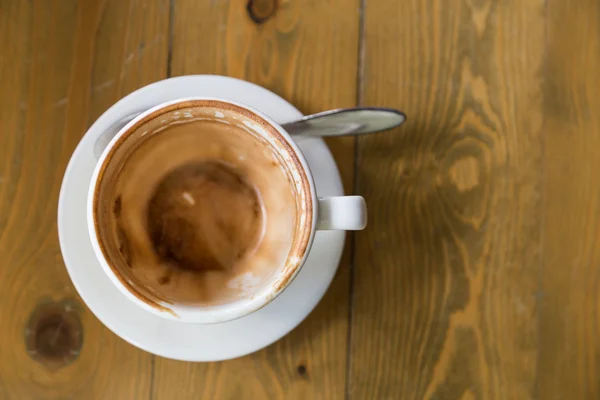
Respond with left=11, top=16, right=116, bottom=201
left=0, top=0, right=598, bottom=398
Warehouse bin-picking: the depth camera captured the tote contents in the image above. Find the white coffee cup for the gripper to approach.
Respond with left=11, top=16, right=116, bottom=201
left=87, top=98, right=366, bottom=324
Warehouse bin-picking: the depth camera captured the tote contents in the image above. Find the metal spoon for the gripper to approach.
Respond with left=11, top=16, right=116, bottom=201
left=94, top=107, right=406, bottom=159
left=282, top=107, right=406, bottom=137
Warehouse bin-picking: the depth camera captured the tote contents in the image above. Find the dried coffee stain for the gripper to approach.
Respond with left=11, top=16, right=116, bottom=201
left=113, top=195, right=122, bottom=217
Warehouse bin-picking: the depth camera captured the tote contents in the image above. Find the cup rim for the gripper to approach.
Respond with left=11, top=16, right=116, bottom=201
left=87, top=97, right=318, bottom=324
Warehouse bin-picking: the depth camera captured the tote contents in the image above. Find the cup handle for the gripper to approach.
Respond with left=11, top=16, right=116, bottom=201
left=93, top=111, right=142, bottom=160
left=317, top=196, right=367, bottom=230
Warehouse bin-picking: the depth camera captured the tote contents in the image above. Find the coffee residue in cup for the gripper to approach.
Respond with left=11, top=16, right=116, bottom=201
left=93, top=103, right=313, bottom=308
left=146, top=160, right=264, bottom=274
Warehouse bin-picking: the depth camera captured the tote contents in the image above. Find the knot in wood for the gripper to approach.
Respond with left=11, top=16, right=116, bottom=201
left=25, top=299, right=83, bottom=370
left=246, top=0, right=277, bottom=24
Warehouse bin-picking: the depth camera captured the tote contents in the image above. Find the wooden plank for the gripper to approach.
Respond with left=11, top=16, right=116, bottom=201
left=352, top=0, right=544, bottom=398
left=538, top=1, right=600, bottom=398
left=0, top=0, right=168, bottom=398
left=152, top=0, right=359, bottom=399
left=87, top=0, right=170, bottom=122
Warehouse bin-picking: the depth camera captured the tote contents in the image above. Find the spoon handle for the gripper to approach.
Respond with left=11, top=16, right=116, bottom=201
left=281, top=107, right=406, bottom=137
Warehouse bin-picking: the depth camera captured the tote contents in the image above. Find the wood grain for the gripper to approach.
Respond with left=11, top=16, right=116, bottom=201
left=0, top=0, right=167, bottom=398
left=4, top=0, right=600, bottom=398
left=152, top=0, right=359, bottom=399
left=538, top=1, right=600, bottom=398
left=351, top=1, right=544, bottom=398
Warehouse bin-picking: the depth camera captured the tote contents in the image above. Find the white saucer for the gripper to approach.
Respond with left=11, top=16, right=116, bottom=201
left=57, top=76, right=345, bottom=361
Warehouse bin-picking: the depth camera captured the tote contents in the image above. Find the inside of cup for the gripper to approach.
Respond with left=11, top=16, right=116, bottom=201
left=92, top=100, right=313, bottom=315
